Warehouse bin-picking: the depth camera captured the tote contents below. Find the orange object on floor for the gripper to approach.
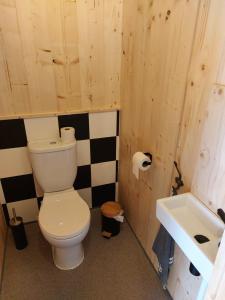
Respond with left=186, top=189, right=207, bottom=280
left=100, top=201, right=122, bottom=218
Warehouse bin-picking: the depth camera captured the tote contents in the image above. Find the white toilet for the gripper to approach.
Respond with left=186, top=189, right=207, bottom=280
left=28, top=133, right=90, bottom=270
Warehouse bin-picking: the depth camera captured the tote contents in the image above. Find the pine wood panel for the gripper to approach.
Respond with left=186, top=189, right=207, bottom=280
left=168, top=1, right=225, bottom=298
left=176, top=0, right=225, bottom=192
left=191, top=85, right=225, bottom=213
left=119, top=0, right=199, bottom=265
left=0, top=0, right=122, bottom=117
left=120, top=0, right=225, bottom=299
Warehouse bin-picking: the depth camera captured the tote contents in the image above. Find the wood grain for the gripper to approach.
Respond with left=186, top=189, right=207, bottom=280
left=119, top=0, right=199, bottom=269
left=176, top=0, right=225, bottom=193
left=120, top=0, right=225, bottom=299
left=191, top=85, right=225, bottom=213
left=0, top=0, right=122, bottom=117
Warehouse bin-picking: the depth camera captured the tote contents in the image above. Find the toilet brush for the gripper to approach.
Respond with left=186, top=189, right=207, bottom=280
left=9, top=208, right=28, bottom=250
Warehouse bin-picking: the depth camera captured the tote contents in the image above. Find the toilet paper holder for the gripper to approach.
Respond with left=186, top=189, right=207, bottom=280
left=143, top=152, right=153, bottom=167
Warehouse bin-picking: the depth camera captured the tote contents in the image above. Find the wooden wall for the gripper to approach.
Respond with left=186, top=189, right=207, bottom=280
left=120, top=0, right=225, bottom=299
left=120, top=0, right=199, bottom=264
left=177, top=0, right=225, bottom=214
left=167, top=3, right=225, bottom=297
left=2, top=0, right=225, bottom=298
left=0, top=0, right=122, bottom=118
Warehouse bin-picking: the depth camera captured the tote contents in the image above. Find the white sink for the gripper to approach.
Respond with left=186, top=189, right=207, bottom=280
left=156, top=193, right=225, bottom=282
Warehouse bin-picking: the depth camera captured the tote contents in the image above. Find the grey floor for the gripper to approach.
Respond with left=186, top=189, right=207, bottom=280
left=1, top=209, right=171, bottom=300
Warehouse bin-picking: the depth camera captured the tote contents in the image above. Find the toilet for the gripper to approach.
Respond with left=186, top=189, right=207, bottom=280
left=28, top=132, right=90, bottom=270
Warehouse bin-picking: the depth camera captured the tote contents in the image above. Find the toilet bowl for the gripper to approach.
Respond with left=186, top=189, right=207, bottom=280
left=39, top=188, right=90, bottom=270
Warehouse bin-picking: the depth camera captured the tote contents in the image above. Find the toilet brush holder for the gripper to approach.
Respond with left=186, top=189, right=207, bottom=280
left=9, top=208, right=28, bottom=250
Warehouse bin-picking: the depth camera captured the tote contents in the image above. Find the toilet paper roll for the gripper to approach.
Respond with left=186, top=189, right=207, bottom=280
left=132, top=152, right=151, bottom=179
left=61, top=127, right=75, bottom=143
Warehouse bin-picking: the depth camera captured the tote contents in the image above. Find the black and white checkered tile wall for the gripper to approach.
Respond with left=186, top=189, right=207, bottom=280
left=0, top=111, right=119, bottom=224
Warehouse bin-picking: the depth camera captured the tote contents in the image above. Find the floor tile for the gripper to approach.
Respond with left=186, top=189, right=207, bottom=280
left=1, top=210, right=171, bottom=300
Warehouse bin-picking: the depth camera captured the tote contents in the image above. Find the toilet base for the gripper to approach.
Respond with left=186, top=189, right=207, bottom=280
left=52, top=243, right=84, bottom=270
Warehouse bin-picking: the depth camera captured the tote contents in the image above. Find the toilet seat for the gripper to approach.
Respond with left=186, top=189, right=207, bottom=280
left=39, top=189, right=90, bottom=240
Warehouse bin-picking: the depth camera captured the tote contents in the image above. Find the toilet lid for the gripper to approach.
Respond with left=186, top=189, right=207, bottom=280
left=39, top=189, right=90, bottom=239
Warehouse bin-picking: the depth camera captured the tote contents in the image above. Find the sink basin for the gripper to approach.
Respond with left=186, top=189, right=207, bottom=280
left=156, top=193, right=225, bottom=282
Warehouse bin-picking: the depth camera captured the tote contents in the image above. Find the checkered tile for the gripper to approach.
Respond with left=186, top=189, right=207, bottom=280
left=58, top=113, right=89, bottom=140
left=92, top=183, right=116, bottom=207
left=0, top=119, right=27, bottom=149
left=0, top=111, right=119, bottom=223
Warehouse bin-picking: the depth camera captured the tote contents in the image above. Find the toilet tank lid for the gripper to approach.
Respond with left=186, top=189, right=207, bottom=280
left=28, top=138, right=76, bottom=154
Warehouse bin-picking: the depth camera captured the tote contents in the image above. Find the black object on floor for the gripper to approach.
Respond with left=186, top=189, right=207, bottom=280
left=101, top=201, right=122, bottom=238
left=189, top=234, right=210, bottom=276
left=101, top=215, right=120, bottom=238
left=9, top=208, right=28, bottom=250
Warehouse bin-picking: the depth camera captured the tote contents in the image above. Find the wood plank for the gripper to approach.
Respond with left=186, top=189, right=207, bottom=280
left=170, top=1, right=225, bottom=298
left=103, top=0, right=122, bottom=108
left=120, top=0, right=199, bottom=272
left=191, top=85, right=225, bottom=213
left=46, top=0, right=81, bottom=112
left=0, top=106, right=120, bottom=120
left=119, top=0, right=225, bottom=298
left=0, top=30, right=14, bottom=115
left=176, top=0, right=225, bottom=190
left=16, top=0, right=58, bottom=113
left=76, top=0, right=122, bottom=109
left=0, top=0, right=122, bottom=117
left=0, top=1, right=31, bottom=114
